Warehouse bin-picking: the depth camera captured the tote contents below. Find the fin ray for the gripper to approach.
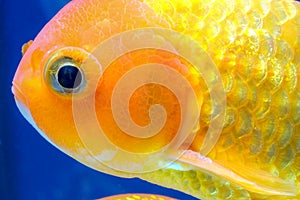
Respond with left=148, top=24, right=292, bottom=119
left=177, top=150, right=297, bottom=196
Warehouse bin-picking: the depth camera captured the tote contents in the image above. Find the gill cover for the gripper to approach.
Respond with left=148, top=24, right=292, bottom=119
left=67, top=28, right=226, bottom=173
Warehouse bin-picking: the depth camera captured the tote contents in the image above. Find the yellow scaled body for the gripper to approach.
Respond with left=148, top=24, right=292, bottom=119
left=140, top=0, right=300, bottom=199
left=12, top=0, right=300, bottom=199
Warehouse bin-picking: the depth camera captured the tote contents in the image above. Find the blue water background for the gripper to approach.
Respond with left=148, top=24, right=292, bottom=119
left=0, top=0, right=197, bottom=199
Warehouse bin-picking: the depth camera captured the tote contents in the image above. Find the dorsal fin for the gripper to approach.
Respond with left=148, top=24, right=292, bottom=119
left=176, top=150, right=297, bottom=196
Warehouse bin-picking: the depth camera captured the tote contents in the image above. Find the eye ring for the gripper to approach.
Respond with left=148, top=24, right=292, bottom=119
left=43, top=47, right=102, bottom=97
left=46, top=56, right=86, bottom=94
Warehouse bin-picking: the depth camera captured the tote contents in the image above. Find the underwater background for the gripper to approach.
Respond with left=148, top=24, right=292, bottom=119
left=0, top=0, right=197, bottom=199
left=4, top=1, right=300, bottom=200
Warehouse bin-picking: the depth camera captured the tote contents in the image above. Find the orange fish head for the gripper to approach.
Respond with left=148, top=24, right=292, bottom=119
left=11, top=31, right=89, bottom=156
left=12, top=0, right=207, bottom=175
left=11, top=0, right=130, bottom=174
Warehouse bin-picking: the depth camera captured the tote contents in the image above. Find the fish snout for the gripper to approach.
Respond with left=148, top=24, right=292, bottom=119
left=12, top=59, right=35, bottom=124
left=12, top=81, right=27, bottom=106
left=11, top=82, right=32, bottom=123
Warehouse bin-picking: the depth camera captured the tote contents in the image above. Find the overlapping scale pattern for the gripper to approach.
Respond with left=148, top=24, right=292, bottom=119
left=141, top=168, right=251, bottom=200
left=140, top=0, right=300, bottom=199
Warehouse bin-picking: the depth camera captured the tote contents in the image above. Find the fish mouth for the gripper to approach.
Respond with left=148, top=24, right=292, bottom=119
left=12, top=82, right=27, bottom=106
left=11, top=83, right=33, bottom=126
left=11, top=83, right=38, bottom=134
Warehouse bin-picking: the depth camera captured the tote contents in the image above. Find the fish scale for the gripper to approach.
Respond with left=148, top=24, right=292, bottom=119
left=136, top=0, right=300, bottom=199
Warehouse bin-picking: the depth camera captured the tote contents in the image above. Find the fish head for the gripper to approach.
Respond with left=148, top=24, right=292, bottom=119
left=12, top=0, right=208, bottom=175
left=11, top=17, right=97, bottom=168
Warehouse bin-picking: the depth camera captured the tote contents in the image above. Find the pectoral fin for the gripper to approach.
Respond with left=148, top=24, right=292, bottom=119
left=177, top=150, right=297, bottom=196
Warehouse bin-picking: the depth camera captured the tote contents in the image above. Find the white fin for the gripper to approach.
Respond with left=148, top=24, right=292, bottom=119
left=176, top=150, right=297, bottom=196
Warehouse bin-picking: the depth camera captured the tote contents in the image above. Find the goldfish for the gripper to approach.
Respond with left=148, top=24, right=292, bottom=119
left=12, top=0, right=300, bottom=199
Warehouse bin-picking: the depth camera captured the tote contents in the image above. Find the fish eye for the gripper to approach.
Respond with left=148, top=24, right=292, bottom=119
left=46, top=56, right=85, bottom=94
left=57, top=64, right=82, bottom=89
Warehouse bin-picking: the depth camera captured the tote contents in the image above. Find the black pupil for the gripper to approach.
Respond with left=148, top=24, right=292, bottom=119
left=57, top=65, right=82, bottom=89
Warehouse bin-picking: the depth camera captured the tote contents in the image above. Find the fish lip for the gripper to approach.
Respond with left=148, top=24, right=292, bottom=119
left=12, top=82, right=32, bottom=123
left=11, top=82, right=35, bottom=128
left=11, top=82, right=28, bottom=108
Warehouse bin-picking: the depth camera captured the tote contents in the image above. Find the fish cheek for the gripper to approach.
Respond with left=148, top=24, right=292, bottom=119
left=29, top=87, right=86, bottom=153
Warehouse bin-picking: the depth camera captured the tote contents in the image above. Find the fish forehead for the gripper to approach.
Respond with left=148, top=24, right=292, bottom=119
left=13, top=0, right=300, bottom=200
left=29, top=0, right=168, bottom=53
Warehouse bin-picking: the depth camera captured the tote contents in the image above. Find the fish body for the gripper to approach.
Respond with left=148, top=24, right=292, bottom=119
left=12, top=0, right=300, bottom=199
